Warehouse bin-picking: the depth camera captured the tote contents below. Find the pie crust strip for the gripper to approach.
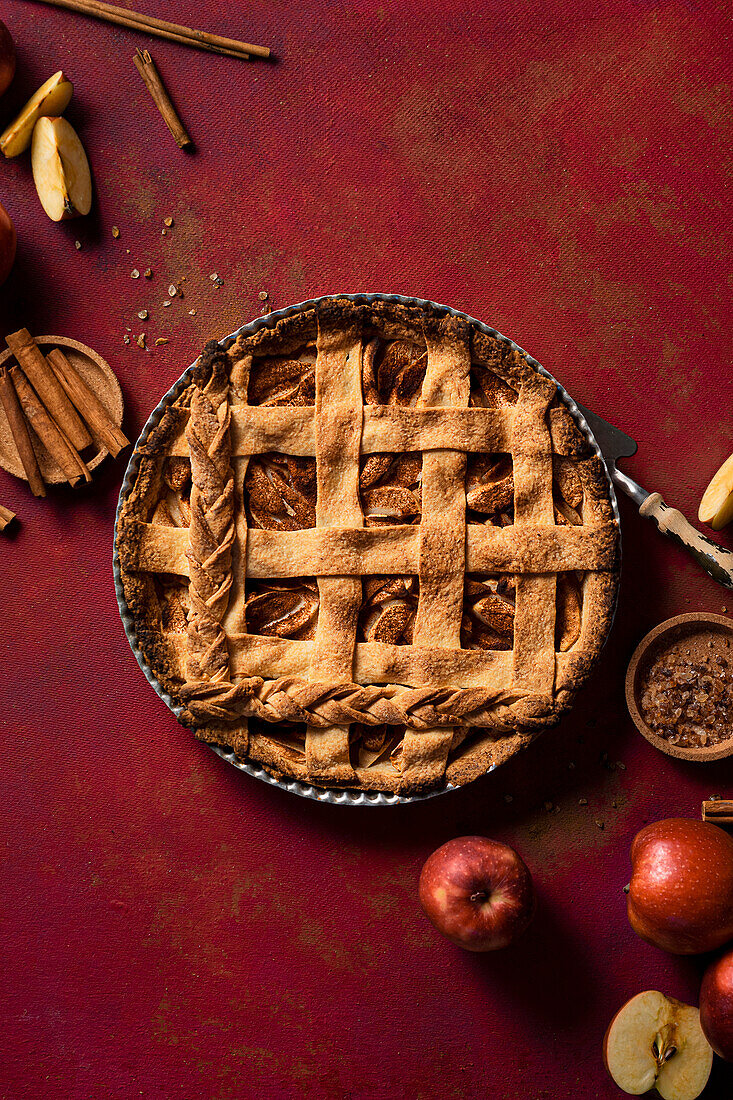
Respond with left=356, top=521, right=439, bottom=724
left=125, top=521, right=616, bottom=579
left=511, top=373, right=558, bottom=699
left=399, top=315, right=472, bottom=788
left=178, top=343, right=260, bottom=729
left=305, top=312, right=365, bottom=783
left=166, top=404, right=587, bottom=459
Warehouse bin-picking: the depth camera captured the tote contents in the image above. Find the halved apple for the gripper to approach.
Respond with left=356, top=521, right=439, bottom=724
left=699, top=453, right=733, bottom=531
left=0, top=71, right=72, bottom=158
left=604, top=991, right=713, bottom=1099
left=31, top=116, right=92, bottom=221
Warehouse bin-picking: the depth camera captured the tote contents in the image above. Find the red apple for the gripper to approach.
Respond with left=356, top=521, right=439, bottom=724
left=0, top=21, right=15, bottom=99
left=626, top=818, right=733, bottom=954
left=700, top=946, right=733, bottom=1060
left=0, top=198, right=15, bottom=286
left=419, top=836, right=535, bottom=951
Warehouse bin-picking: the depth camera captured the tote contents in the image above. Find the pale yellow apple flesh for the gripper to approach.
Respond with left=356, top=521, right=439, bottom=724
left=0, top=71, right=72, bottom=158
left=699, top=453, right=733, bottom=531
left=604, top=991, right=712, bottom=1100
left=31, top=116, right=92, bottom=222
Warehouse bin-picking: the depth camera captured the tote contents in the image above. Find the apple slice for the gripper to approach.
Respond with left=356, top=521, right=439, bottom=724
left=0, top=71, right=72, bottom=158
left=604, top=991, right=713, bottom=1099
left=699, top=453, right=733, bottom=531
left=31, top=116, right=92, bottom=222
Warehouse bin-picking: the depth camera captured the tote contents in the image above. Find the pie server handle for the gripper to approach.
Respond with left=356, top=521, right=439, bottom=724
left=639, top=492, right=733, bottom=591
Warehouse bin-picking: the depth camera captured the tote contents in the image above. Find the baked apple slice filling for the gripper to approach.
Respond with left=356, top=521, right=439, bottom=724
left=244, top=454, right=316, bottom=530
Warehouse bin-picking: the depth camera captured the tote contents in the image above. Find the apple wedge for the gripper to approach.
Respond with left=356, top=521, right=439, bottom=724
left=31, top=117, right=92, bottom=222
left=0, top=71, right=72, bottom=158
left=699, top=453, right=733, bottom=531
left=604, top=991, right=713, bottom=1100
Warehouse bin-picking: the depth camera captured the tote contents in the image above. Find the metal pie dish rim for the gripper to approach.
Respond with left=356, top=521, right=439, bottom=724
left=113, top=292, right=621, bottom=807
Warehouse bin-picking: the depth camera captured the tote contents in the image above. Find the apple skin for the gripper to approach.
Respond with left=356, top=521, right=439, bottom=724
left=627, top=818, right=733, bottom=954
left=0, top=21, right=15, bottom=99
left=0, top=199, right=16, bottom=287
left=419, top=836, right=535, bottom=952
left=700, top=947, right=733, bottom=1060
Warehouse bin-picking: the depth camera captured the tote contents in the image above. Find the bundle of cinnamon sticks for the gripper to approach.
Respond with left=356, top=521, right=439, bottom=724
left=0, top=329, right=129, bottom=496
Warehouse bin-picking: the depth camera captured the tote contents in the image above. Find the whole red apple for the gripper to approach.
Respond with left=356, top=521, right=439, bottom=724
left=0, top=21, right=15, bottom=98
left=0, top=198, right=15, bottom=286
left=700, top=947, right=733, bottom=1060
left=626, top=818, right=733, bottom=954
left=419, top=836, right=535, bottom=952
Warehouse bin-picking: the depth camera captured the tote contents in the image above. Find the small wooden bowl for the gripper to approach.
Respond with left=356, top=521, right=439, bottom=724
left=626, top=612, right=733, bottom=762
left=0, top=335, right=124, bottom=484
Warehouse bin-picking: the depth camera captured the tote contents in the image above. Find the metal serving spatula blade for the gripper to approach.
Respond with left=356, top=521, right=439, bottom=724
left=576, top=402, right=733, bottom=590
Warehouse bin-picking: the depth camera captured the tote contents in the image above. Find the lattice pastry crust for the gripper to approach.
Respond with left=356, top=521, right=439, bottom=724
left=117, top=298, right=619, bottom=793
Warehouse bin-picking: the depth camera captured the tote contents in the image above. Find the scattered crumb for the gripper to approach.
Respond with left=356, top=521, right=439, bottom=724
left=595, top=819, right=605, bottom=830
left=155, top=337, right=169, bottom=346
left=616, top=761, right=626, bottom=771
left=504, top=794, right=513, bottom=803
left=163, top=300, right=171, bottom=308
left=578, top=798, right=588, bottom=805
left=131, top=269, right=140, bottom=279
left=209, top=273, right=224, bottom=288
left=258, top=290, right=268, bottom=301
left=161, top=229, right=167, bottom=236
left=709, top=793, right=722, bottom=801
left=125, top=248, right=131, bottom=254
left=137, top=310, right=148, bottom=320
left=188, top=309, right=197, bottom=316
left=568, top=761, right=575, bottom=770
left=144, top=268, right=153, bottom=279
left=164, top=216, right=174, bottom=228
left=723, top=607, right=728, bottom=613
left=543, top=800, right=553, bottom=812
left=612, top=800, right=618, bottom=809
left=74, top=240, right=81, bottom=250
left=168, top=284, right=177, bottom=297
left=112, top=226, right=120, bottom=239
left=123, top=334, right=130, bottom=345
left=136, top=333, right=146, bottom=349
left=126, top=326, right=132, bottom=332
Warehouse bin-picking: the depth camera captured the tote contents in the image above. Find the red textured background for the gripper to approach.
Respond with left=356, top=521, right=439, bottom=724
left=1, top=1, right=732, bottom=1097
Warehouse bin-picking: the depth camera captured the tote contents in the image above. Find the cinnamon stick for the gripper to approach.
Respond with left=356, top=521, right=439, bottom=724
left=5, top=329, right=92, bottom=452
left=47, top=348, right=130, bottom=459
left=702, top=799, right=733, bottom=825
left=34, top=0, right=270, bottom=60
left=0, top=504, right=16, bottom=532
left=10, top=367, right=91, bottom=486
left=0, top=366, right=46, bottom=497
left=133, top=49, right=192, bottom=150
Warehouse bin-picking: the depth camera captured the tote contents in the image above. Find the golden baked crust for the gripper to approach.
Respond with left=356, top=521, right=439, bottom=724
left=117, top=297, right=619, bottom=793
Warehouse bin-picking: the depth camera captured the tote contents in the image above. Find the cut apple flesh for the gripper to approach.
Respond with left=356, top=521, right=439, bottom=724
left=31, top=116, right=92, bottom=221
left=0, top=71, right=72, bottom=158
left=699, top=453, right=733, bottom=530
left=604, top=990, right=712, bottom=1100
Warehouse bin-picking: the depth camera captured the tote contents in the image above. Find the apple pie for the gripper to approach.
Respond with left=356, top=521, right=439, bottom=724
left=116, top=297, right=619, bottom=793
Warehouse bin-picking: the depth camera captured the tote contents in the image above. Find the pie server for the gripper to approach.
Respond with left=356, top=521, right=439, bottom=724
left=577, top=403, right=733, bottom=590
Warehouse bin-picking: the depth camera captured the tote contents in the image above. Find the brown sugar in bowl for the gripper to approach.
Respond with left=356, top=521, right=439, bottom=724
left=626, top=613, right=733, bottom=762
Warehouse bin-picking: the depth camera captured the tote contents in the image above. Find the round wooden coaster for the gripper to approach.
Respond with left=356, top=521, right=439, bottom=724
left=0, top=336, right=124, bottom=484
